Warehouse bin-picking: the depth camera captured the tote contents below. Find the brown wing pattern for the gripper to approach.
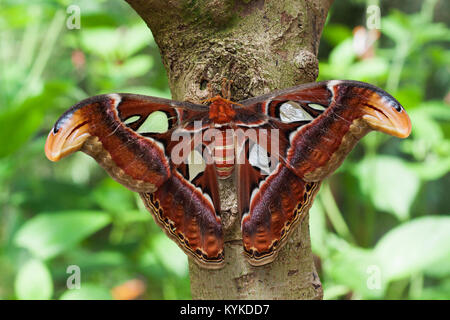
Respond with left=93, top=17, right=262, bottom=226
left=45, top=93, right=207, bottom=192
left=235, top=134, right=321, bottom=265
left=45, top=80, right=411, bottom=269
left=237, top=80, right=411, bottom=265
left=240, top=165, right=320, bottom=265
left=140, top=168, right=224, bottom=269
left=44, top=93, right=226, bottom=268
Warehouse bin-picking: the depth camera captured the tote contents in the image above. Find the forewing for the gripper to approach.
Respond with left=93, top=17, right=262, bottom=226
left=45, top=93, right=208, bottom=192
left=45, top=93, right=224, bottom=268
left=237, top=80, right=408, bottom=265
left=234, top=81, right=349, bottom=265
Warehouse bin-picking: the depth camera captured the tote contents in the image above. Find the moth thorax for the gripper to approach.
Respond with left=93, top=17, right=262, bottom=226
left=213, top=130, right=235, bottom=179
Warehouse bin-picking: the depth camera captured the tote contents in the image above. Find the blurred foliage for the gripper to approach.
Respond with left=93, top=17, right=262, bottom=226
left=315, top=0, right=450, bottom=299
left=0, top=0, right=448, bottom=300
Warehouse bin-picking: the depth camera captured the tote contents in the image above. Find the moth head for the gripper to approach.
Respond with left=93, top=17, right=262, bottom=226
left=45, top=109, right=91, bottom=161
left=359, top=87, right=411, bottom=138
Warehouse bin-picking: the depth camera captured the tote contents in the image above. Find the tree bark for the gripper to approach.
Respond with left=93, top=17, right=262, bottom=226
left=125, top=0, right=333, bottom=299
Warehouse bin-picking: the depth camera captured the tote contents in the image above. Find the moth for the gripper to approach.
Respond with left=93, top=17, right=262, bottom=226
left=45, top=80, right=411, bottom=269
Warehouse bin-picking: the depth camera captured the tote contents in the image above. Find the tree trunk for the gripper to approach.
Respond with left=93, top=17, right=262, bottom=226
left=125, top=0, right=333, bottom=299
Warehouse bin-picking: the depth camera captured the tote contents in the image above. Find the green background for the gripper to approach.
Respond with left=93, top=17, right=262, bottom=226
left=0, top=0, right=449, bottom=300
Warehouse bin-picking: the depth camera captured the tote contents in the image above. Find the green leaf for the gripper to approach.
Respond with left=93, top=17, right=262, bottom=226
left=15, top=259, right=53, bottom=300
left=324, top=236, right=385, bottom=299
left=418, top=101, right=450, bottom=121
left=16, top=178, right=94, bottom=213
left=120, top=23, right=154, bottom=57
left=152, top=233, right=188, bottom=277
left=414, top=22, right=450, bottom=46
left=324, top=215, right=450, bottom=299
left=92, top=179, right=135, bottom=214
left=119, top=210, right=151, bottom=223
left=59, top=284, right=112, bottom=300
left=356, top=156, right=420, bottom=220
left=408, top=157, right=450, bottom=182
left=347, top=57, right=389, bottom=81
left=322, top=24, right=352, bottom=46
left=323, top=285, right=351, bottom=300
left=64, top=249, right=127, bottom=270
left=14, top=211, right=111, bottom=260
left=410, top=110, right=443, bottom=145
left=80, top=13, right=119, bottom=28
left=375, top=216, right=450, bottom=281
left=394, top=86, right=424, bottom=109
left=80, top=23, right=151, bottom=60
left=420, top=280, right=450, bottom=300
left=329, top=39, right=355, bottom=70
left=310, top=200, right=328, bottom=257
left=381, top=13, right=410, bottom=45
left=0, top=82, right=72, bottom=157
left=424, top=252, right=450, bottom=278
left=80, top=28, right=120, bottom=59
left=116, top=55, right=153, bottom=78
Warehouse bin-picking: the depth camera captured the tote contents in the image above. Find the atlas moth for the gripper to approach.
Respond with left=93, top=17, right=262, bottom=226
left=45, top=79, right=411, bottom=269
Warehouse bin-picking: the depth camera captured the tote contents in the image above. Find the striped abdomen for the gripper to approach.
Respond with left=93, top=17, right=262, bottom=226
left=213, top=130, right=235, bottom=179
